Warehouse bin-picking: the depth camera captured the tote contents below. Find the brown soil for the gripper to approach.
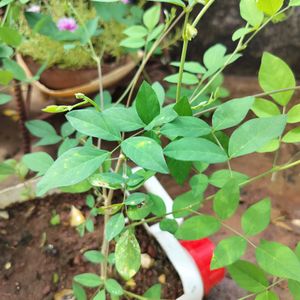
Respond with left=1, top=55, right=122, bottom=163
left=0, top=193, right=183, bottom=300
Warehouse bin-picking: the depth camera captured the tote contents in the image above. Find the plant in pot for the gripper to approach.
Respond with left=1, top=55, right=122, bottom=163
left=2, top=0, right=300, bottom=299
left=16, top=0, right=167, bottom=101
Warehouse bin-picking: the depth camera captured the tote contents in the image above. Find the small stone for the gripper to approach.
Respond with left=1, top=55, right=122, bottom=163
left=4, top=261, right=11, bottom=270
left=69, top=206, right=85, bottom=227
left=0, top=211, right=9, bottom=220
left=44, top=244, right=59, bottom=257
left=158, top=274, right=166, bottom=284
left=141, top=253, right=154, bottom=269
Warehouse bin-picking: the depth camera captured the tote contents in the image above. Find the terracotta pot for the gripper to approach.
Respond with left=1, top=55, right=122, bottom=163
left=16, top=52, right=142, bottom=101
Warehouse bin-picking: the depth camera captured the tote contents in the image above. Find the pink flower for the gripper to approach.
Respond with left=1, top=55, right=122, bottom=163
left=26, top=5, right=41, bottom=13
left=57, top=17, right=78, bottom=32
left=121, top=0, right=130, bottom=3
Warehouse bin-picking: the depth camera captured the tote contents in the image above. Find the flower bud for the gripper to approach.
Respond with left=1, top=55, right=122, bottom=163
left=186, top=24, right=198, bottom=41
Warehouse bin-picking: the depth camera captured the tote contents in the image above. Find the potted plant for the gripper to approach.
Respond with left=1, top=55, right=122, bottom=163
left=15, top=0, right=150, bottom=101
left=1, top=0, right=300, bottom=299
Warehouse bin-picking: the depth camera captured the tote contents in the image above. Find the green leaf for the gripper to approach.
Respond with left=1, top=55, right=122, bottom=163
left=3, top=58, right=27, bottom=81
left=152, top=82, right=165, bottom=106
left=149, top=193, right=166, bottom=217
left=150, top=0, right=185, bottom=7
left=0, top=69, right=13, bottom=85
left=115, top=230, right=141, bottom=280
left=164, top=137, right=228, bottom=163
left=123, top=25, right=148, bottom=38
left=257, top=139, right=280, bottom=153
left=256, top=240, right=300, bottom=282
left=175, top=215, right=221, bottom=240
left=255, top=291, right=279, bottom=300
left=288, top=279, right=300, bottom=300
left=66, top=109, right=121, bottom=141
left=121, top=137, right=168, bottom=174
left=240, top=0, right=264, bottom=27
left=127, top=198, right=153, bottom=221
left=161, top=116, right=211, bottom=139
left=105, top=279, right=123, bottom=296
left=0, top=27, right=22, bottom=47
left=203, top=44, right=227, bottom=71
left=251, top=98, right=281, bottom=118
left=125, top=193, right=147, bottom=206
left=58, top=138, right=79, bottom=156
left=282, top=127, right=300, bottom=143
left=143, top=5, right=161, bottom=31
left=211, top=236, right=247, bottom=270
left=257, top=0, right=284, bottom=15
left=74, top=273, right=102, bottom=287
left=290, top=0, right=300, bottom=6
left=212, top=97, right=254, bottom=131
left=25, top=120, right=58, bottom=138
left=0, top=93, right=12, bottom=105
left=93, top=290, right=105, bottom=300
left=167, top=158, right=192, bottom=185
left=164, top=72, right=199, bottom=85
left=159, top=219, right=178, bottom=234
left=228, top=116, right=287, bottom=158
left=84, top=250, right=104, bottom=264
left=171, top=61, right=206, bottom=74
left=227, top=260, right=269, bottom=293
left=242, top=198, right=271, bottom=236
left=103, top=107, right=144, bottom=133
left=22, top=152, right=53, bottom=176
left=287, top=104, right=300, bottom=123
left=213, top=179, right=240, bottom=220
left=37, top=147, right=109, bottom=196
left=89, top=172, right=124, bottom=189
left=0, top=160, right=16, bottom=181
left=209, top=169, right=248, bottom=188
left=61, top=122, right=75, bottom=138
left=232, top=27, right=254, bottom=42
left=120, top=37, right=145, bottom=49
left=259, top=52, right=296, bottom=106
left=189, top=174, right=208, bottom=197
left=72, top=282, right=87, bottom=300
left=173, top=190, right=203, bottom=218
left=173, top=96, right=192, bottom=116
left=135, top=81, right=160, bottom=125
left=143, top=284, right=162, bottom=299
left=106, top=213, right=125, bottom=241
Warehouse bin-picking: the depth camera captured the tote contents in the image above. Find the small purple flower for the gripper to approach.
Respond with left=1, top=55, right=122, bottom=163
left=121, top=0, right=130, bottom=3
left=57, top=17, right=78, bottom=32
left=26, top=5, right=41, bottom=13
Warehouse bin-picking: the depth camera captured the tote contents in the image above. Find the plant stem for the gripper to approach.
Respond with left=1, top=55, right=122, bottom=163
left=212, top=131, right=232, bottom=174
left=1, top=3, right=10, bottom=26
left=238, top=279, right=284, bottom=300
left=271, top=106, right=286, bottom=181
left=191, top=0, right=215, bottom=28
left=176, top=12, right=190, bottom=103
left=123, top=290, right=148, bottom=300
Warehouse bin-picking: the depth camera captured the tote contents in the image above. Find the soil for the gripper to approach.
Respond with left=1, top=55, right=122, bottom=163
left=0, top=193, right=183, bottom=300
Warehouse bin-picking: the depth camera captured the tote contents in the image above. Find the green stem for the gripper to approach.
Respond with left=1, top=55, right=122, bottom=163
left=1, top=3, right=10, bottom=26
left=191, top=0, right=216, bottom=28
left=123, top=290, right=148, bottom=300
left=176, top=12, right=190, bottom=103
left=238, top=279, right=284, bottom=300
left=271, top=106, right=286, bottom=181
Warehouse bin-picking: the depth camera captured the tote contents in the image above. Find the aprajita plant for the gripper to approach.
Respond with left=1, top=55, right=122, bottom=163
left=5, top=0, right=300, bottom=299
